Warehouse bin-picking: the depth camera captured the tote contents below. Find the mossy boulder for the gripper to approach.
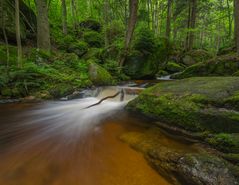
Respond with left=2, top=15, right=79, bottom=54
left=79, top=19, right=101, bottom=32
left=181, top=49, right=213, bottom=66
left=172, top=54, right=239, bottom=79
left=83, top=31, right=103, bottom=48
left=165, top=61, right=185, bottom=73
left=127, top=77, right=239, bottom=133
left=67, top=41, right=88, bottom=57
left=120, top=128, right=239, bottom=185
left=124, top=50, right=157, bottom=79
left=88, top=62, right=114, bottom=86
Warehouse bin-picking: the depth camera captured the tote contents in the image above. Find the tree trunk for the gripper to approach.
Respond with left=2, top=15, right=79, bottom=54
left=36, top=0, right=51, bottom=52
left=188, top=0, right=197, bottom=51
left=104, top=0, right=110, bottom=47
left=61, top=0, right=67, bottom=35
left=226, top=0, right=232, bottom=39
left=185, top=0, right=191, bottom=50
left=119, top=0, right=138, bottom=67
left=15, top=0, right=22, bottom=67
left=166, top=0, right=172, bottom=41
left=1, top=0, right=9, bottom=69
left=235, top=0, right=239, bottom=54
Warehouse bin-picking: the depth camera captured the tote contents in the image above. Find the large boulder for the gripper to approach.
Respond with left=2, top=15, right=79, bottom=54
left=172, top=54, right=239, bottom=79
left=127, top=77, right=239, bottom=133
left=0, top=0, right=36, bottom=42
left=181, top=49, right=213, bottom=66
left=124, top=51, right=157, bottom=79
left=79, top=19, right=101, bottom=32
left=88, top=62, right=114, bottom=85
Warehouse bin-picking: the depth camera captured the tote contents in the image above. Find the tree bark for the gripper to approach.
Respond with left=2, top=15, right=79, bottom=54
left=61, top=0, right=67, bottom=35
left=226, top=0, right=232, bottom=39
left=36, top=0, right=51, bottom=52
left=188, top=0, right=197, bottom=51
left=185, top=0, right=191, bottom=50
left=166, top=0, right=172, bottom=41
left=15, top=0, right=22, bottom=67
left=235, top=0, right=239, bottom=54
left=104, top=0, right=110, bottom=47
left=1, top=0, right=9, bottom=69
left=119, top=0, right=138, bottom=67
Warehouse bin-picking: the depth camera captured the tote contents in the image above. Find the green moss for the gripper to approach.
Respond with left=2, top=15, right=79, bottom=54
left=173, top=54, right=239, bottom=79
left=88, top=61, right=114, bottom=85
left=83, top=31, right=103, bottom=48
left=165, top=61, right=184, bottom=73
left=68, top=41, right=88, bottom=57
left=207, top=134, right=239, bottom=153
left=127, top=77, right=239, bottom=133
left=124, top=50, right=157, bottom=79
left=1, top=87, right=12, bottom=97
left=157, top=70, right=169, bottom=76
left=49, top=84, right=74, bottom=98
left=182, top=49, right=213, bottom=66
left=224, top=92, right=239, bottom=110
left=0, top=44, right=92, bottom=99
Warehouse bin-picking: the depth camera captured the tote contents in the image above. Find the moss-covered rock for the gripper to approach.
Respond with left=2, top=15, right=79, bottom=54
left=127, top=77, right=239, bottom=133
left=88, top=62, right=114, bottom=86
left=172, top=54, right=239, bottom=79
left=165, top=61, right=185, bottom=73
left=120, top=128, right=239, bottom=185
left=124, top=50, right=157, bottom=79
left=83, top=31, right=103, bottom=48
left=181, top=49, right=213, bottom=66
left=67, top=41, right=88, bottom=57
left=207, top=133, right=239, bottom=153
left=79, top=19, right=101, bottom=32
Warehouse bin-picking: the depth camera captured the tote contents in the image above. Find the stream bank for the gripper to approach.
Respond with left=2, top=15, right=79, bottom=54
left=124, top=76, right=239, bottom=185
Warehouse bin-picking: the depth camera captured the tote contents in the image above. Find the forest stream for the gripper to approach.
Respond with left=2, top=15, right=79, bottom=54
left=0, top=84, right=200, bottom=185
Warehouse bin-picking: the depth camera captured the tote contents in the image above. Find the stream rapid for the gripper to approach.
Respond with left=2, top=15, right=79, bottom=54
left=0, top=85, right=195, bottom=185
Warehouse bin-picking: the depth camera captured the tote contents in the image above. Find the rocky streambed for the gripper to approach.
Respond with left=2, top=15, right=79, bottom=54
left=122, top=77, right=239, bottom=185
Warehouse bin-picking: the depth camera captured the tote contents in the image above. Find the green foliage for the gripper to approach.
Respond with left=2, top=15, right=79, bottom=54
left=83, top=30, right=103, bottom=48
left=68, top=41, right=89, bottom=57
left=133, top=24, right=157, bottom=55
left=105, top=21, right=124, bottom=45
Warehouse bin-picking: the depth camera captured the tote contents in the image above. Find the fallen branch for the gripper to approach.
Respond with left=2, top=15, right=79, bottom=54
left=84, top=91, right=121, bottom=109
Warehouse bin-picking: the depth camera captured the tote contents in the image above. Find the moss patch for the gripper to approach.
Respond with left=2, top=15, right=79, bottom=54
left=127, top=77, right=239, bottom=133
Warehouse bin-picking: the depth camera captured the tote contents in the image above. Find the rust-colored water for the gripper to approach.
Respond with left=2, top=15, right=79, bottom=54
left=0, top=99, right=192, bottom=185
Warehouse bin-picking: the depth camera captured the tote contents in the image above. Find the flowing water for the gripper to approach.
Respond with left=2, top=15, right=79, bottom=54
left=0, top=86, right=196, bottom=185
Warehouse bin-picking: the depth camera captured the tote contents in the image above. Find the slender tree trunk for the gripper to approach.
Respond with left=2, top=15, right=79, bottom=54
left=166, top=0, right=172, bottom=42
left=61, top=0, right=67, bottom=35
left=185, top=0, right=191, bottom=50
left=226, top=0, right=232, bottom=39
left=235, top=0, right=239, bottom=54
left=119, top=0, right=138, bottom=67
left=15, top=0, right=22, bottom=68
left=188, top=0, right=197, bottom=51
left=1, top=0, right=9, bottom=69
left=104, top=0, right=110, bottom=47
left=71, top=0, right=77, bottom=30
left=36, top=0, right=51, bottom=52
